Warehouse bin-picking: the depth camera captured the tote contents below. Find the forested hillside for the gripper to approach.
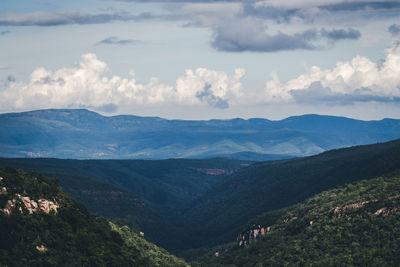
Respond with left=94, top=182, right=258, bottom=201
left=2, top=139, right=400, bottom=257
left=0, top=167, right=187, bottom=266
left=0, top=158, right=247, bottom=219
left=0, top=157, right=248, bottom=248
left=182, top=139, right=400, bottom=248
left=198, top=175, right=400, bottom=266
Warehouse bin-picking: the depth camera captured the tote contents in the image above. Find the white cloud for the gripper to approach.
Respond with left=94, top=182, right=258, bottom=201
left=176, top=67, right=245, bottom=108
left=0, top=53, right=245, bottom=112
left=264, top=44, right=400, bottom=104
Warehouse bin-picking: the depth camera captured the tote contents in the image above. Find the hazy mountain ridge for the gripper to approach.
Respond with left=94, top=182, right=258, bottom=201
left=2, top=109, right=400, bottom=159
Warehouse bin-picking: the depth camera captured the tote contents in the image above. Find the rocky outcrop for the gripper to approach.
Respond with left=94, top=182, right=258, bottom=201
left=2, top=199, right=17, bottom=216
left=38, top=199, right=59, bottom=214
left=237, top=225, right=271, bottom=247
left=330, top=201, right=369, bottom=216
left=36, top=245, right=47, bottom=253
left=1, top=190, right=59, bottom=215
left=374, top=207, right=400, bottom=216
left=0, top=186, right=7, bottom=195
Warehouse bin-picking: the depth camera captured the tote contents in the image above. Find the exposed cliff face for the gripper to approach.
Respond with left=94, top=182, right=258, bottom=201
left=237, top=225, right=271, bottom=247
left=237, top=195, right=400, bottom=249
left=1, top=188, right=59, bottom=215
left=0, top=167, right=189, bottom=266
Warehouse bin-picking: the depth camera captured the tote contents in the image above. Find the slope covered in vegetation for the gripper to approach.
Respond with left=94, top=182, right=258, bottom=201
left=0, top=167, right=187, bottom=266
left=183, top=139, right=400, bottom=248
left=0, top=158, right=248, bottom=220
left=0, top=157, right=249, bottom=248
left=198, top=175, right=400, bottom=266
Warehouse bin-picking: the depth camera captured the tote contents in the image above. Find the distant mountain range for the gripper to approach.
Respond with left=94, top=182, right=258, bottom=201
left=1, top=109, right=400, bottom=159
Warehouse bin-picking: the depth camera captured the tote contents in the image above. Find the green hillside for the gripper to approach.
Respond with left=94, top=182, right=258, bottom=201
left=2, top=140, right=400, bottom=255
left=0, top=158, right=249, bottom=220
left=0, top=158, right=248, bottom=248
left=198, top=175, right=400, bottom=266
left=183, top=139, right=400, bottom=248
left=0, top=167, right=187, bottom=266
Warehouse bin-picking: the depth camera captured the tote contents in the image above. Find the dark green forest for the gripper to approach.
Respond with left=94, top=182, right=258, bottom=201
left=0, top=167, right=187, bottom=266
left=182, top=139, right=400, bottom=249
left=196, top=175, right=400, bottom=266
left=1, top=139, right=400, bottom=265
left=0, top=157, right=248, bottom=248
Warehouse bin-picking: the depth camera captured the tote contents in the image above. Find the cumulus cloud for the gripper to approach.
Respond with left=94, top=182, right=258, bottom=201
left=0, top=54, right=245, bottom=112
left=176, top=67, right=245, bottom=107
left=196, top=83, right=229, bottom=109
left=264, top=44, right=400, bottom=104
left=96, top=36, right=140, bottom=46
left=2, top=75, right=16, bottom=88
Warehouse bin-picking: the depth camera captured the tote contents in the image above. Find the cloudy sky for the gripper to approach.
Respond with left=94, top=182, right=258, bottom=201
left=1, top=0, right=399, bottom=120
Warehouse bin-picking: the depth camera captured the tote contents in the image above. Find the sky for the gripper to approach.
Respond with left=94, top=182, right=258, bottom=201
left=0, top=0, right=399, bottom=120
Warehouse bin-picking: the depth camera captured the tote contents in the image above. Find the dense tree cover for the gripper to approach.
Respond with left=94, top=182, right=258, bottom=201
left=0, top=167, right=187, bottom=266
left=2, top=139, right=400, bottom=256
left=0, top=157, right=248, bottom=248
left=196, top=175, right=400, bottom=266
left=110, top=222, right=187, bottom=267
left=182, top=139, right=400, bottom=249
left=0, top=158, right=248, bottom=219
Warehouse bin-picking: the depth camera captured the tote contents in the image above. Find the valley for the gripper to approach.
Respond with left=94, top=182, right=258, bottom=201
left=1, top=109, right=400, bottom=265
left=1, top=138, right=400, bottom=265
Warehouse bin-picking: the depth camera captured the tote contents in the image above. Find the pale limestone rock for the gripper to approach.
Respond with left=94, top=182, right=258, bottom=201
left=36, top=245, right=47, bottom=253
left=31, top=200, right=38, bottom=210
left=38, top=199, right=59, bottom=214
left=2, top=199, right=16, bottom=215
left=253, top=229, right=260, bottom=239
left=375, top=208, right=385, bottom=215
left=0, top=187, right=6, bottom=195
left=1, top=194, right=58, bottom=215
left=331, top=201, right=369, bottom=216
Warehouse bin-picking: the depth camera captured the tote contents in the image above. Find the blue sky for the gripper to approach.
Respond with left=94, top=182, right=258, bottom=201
left=0, top=0, right=399, bottom=120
